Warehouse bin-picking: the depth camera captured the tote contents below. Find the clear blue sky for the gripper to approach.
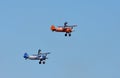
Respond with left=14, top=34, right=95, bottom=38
left=0, top=0, right=120, bottom=78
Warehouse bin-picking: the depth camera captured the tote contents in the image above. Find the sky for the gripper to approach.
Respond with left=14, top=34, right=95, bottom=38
left=0, top=0, right=120, bottom=78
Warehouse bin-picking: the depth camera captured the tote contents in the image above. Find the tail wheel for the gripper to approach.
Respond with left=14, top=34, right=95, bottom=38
left=65, top=33, right=67, bottom=36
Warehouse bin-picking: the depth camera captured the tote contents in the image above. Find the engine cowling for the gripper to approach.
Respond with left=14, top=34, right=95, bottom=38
left=51, top=25, right=56, bottom=31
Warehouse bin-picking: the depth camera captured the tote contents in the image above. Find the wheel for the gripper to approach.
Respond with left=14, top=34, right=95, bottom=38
left=39, top=61, right=41, bottom=64
left=65, top=33, right=67, bottom=36
left=69, top=34, right=71, bottom=36
left=43, top=61, right=45, bottom=64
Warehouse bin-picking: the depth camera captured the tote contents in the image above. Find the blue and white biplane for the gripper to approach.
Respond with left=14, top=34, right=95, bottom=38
left=23, top=49, right=50, bottom=64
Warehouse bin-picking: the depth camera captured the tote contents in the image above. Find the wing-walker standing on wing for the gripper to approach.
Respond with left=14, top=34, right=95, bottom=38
left=50, top=22, right=77, bottom=36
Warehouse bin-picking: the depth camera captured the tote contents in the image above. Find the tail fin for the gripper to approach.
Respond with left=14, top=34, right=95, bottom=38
left=23, top=53, right=29, bottom=59
left=50, top=25, right=56, bottom=31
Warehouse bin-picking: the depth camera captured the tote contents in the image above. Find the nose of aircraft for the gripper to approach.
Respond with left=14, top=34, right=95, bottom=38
left=51, top=25, right=56, bottom=31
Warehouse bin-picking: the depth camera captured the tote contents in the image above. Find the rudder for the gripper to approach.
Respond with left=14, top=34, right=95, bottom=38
left=24, top=53, right=29, bottom=59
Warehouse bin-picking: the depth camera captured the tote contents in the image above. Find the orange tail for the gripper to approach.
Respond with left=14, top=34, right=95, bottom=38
left=51, top=25, right=56, bottom=31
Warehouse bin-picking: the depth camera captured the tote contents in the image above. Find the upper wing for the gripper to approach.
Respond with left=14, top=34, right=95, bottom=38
left=66, top=25, right=77, bottom=27
left=58, top=25, right=77, bottom=28
left=58, top=26, right=64, bottom=27
left=44, top=52, right=50, bottom=56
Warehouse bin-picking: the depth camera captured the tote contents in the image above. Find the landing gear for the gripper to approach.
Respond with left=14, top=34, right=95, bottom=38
left=39, top=61, right=41, bottom=64
left=39, top=61, right=46, bottom=64
left=69, top=33, right=71, bottom=36
left=65, top=33, right=71, bottom=37
left=65, top=33, right=67, bottom=36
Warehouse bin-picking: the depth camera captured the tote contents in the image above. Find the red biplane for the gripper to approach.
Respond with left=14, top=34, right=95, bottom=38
left=50, top=22, right=77, bottom=36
